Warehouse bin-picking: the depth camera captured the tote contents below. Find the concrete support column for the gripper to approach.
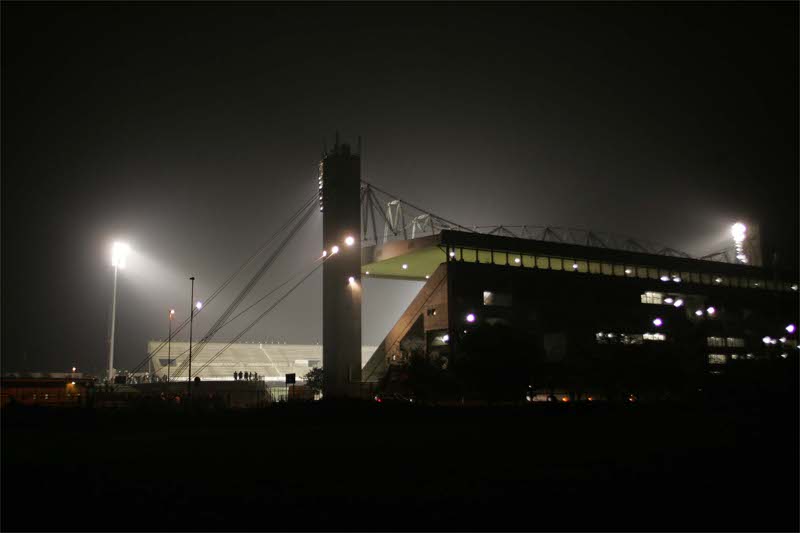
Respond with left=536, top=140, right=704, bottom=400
left=321, top=141, right=362, bottom=398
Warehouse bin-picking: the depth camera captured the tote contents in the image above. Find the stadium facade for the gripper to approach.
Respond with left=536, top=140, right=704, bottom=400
left=361, top=229, right=799, bottom=398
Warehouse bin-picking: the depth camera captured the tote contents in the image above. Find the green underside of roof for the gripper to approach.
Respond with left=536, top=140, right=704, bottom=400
left=362, top=246, right=446, bottom=280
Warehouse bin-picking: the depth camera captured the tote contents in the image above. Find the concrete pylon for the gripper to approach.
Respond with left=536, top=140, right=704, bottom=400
left=320, top=140, right=361, bottom=398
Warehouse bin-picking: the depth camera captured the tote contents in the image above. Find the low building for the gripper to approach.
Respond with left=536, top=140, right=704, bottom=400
left=0, top=373, right=95, bottom=407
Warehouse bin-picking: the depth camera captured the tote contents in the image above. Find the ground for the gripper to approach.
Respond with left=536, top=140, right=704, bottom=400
left=2, top=400, right=798, bottom=531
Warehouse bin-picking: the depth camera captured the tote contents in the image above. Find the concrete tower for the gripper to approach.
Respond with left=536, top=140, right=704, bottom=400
left=320, top=139, right=361, bottom=398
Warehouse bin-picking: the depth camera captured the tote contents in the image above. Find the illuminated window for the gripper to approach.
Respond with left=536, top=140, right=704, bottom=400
left=426, top=308, right=437, bottom=317
left=643, top=333, right=666, bottom=341
left=726, top=337, right=745, bottom=348
left=708, top=354, right=727, bottom=365
left=483, top=291, right=511, bottom=307
left=589, top=261, right=601, bottom=274
left=601, top=263, right=613, bottom=275
left=550, top=257, right=563, bottom=270
left=641, top=292, right=663, bottom=305
left=707, top=337, right=725, bottom=347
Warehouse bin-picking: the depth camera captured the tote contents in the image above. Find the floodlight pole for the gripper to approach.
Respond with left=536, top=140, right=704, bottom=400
left=108, top=264, right=119, bottom=383
left=188, top=276, right=195, bottom=397
left=167, top=311, right=173, bottom=383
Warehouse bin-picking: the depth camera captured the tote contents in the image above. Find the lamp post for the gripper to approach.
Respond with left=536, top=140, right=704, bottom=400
left=167, top=309, right=175, bottom=383
left=188, top=277, right=195, bottom=395
left=108, top=242, right=130, bottom=383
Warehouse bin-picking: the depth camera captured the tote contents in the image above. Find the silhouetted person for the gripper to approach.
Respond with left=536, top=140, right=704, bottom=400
left=233, top=371, right=238, bottom=381
left=254, top=372, right=258, bottom=381
left=245, top=371, right=249, bottom=381
left=238, top=371, right=243, bottom=380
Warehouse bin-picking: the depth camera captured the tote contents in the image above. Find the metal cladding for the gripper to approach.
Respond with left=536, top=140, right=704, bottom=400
left=321, top=141, right=362, bottom=398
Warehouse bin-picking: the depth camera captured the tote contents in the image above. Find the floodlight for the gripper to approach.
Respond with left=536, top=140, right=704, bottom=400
left=673, top=299, right=684, bottom=308
left=402, top=264, right=408, bottom=270
left=731, top=222, right=747, bottom=242
left=653, top=318, right=663, bottom=327
left=111, top=242, right=131, bottom=269
left=466, top=313, right=476, bottom=323
left=706, top=307, right=715, bottom=315
left=344, top=236, right=355, bottom=246
left=331, top=245, right=339, bottom=254
left=787, top=324, right=796, bottom=334
left=348, top=276, right=355, bottom=284
left=695, top=310, right=703, bottom=316
left=660, top=276, right=670, bottom=282
left=195, top=301, right=203, bottom=310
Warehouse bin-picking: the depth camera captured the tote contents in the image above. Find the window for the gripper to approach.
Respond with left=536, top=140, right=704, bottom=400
left=158, top=358, right=178, bottom=367
left=483, top=291, right=511, bottom=307
left=589, top=261, right=601, bottom=274
left=708, top=354, right=727, bottom=365
left=641, top=292, right=663, bottom=305
left=707, top=337, right=725, bottom=347
left=601, top=263, right=613, bottom=275
left=727, top=337, right=745, bottom=347
left=643, top=333, right=666, bottom=341
left=426, top=307, right=437, bottom=317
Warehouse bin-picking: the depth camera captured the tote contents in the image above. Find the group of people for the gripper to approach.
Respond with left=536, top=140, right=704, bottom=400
left=233, top=371, right=259, bottom=381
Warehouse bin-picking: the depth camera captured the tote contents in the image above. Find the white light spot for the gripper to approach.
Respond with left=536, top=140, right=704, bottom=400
left=348, top=276, right=355, bottom=284
left=787, top=324, right=796, bottom=334
left=402, top=264, right=408, bottom=270
left=706, top=307, right=715, bottom=315
left=653, top=318, right=663, bottom=327
left=514, top=257, right=521, bottom=264
left=695, top=310, right=703, bottom=316
left=624, top=268, right=632, bottom=274
left=673, top=299, right=684, bottom=308
left=344, top=236, right=355, bottom=246
left=466, top=313, right=476, bottom=323
left=660, top=276, right=670, bottom=282
left=331, top=245, right=339, bottom=254
left=195, top=301, right=203, bottom=310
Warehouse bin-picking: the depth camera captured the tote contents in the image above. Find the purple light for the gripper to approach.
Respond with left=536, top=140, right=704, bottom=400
left=787, top=324, right=796, bottom=334
left=653, top=318, right=663, bottom=327
left=466, top=313, right=476, bottom=323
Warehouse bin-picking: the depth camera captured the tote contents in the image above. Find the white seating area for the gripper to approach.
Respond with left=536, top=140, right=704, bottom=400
left=147, top=341, right=377, bottom=381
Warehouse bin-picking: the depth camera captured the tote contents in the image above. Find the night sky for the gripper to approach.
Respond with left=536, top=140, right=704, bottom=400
left=2, top=2, right=797, bottom=374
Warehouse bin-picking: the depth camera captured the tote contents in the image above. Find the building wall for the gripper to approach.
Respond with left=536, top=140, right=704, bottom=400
left=438, top=260, right=798, bottom=397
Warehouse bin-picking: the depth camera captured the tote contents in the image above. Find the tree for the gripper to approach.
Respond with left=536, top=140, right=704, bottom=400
left=305, top=367, right=323, bottom=395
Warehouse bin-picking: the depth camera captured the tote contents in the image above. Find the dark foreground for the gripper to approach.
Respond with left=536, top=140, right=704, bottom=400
left=2, top=400, right=798, bottom=532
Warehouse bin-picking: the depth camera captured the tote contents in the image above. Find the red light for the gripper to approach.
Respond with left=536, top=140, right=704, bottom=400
left=561, top=397, right=569, bottom=402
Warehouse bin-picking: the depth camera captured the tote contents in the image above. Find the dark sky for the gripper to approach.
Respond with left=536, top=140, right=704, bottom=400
left=2, top=2, right=798, bottom=374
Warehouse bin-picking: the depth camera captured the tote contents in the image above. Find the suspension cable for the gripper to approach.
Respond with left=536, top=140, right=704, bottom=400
left=128, top=190, right=318, bottom=376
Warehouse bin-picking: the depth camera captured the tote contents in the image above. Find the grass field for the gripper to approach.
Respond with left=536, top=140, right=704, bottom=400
left=2, top=400, right=798, bottom=531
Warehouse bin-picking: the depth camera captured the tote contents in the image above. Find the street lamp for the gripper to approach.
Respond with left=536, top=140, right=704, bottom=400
left=108, top=241, right=130, bottom=383
left=167, top=309, right=175, bottom=383
left=188, top=277, right=195, bottom=395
